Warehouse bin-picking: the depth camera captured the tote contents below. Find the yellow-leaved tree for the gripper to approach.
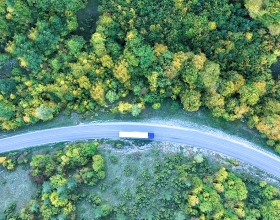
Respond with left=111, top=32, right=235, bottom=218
left=90, top=82, right=105, bottom=105
left=113, top=59, right=130, bottom=83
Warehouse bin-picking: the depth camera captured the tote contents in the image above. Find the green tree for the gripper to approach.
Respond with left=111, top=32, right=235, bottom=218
left=263, top=185, right=279, bottom=200
left=198, top=60, right=220, bottom=89
left=223, top=173, right=248, bottom=201
left=7, top=0, right=33, bottom=30
left=261, top=200, right=280, bottom=220
left=182, top=65, right=199, bottom=85
left=218, top=80, right=235, bottom=97
left=133, top=45, right=154, bottom=69
left=30, top=155, right=56, bottom=180
left=239, top=84, right=260, bottom=106
left=256, top=114, right=280, bottom=140
left=0, top=79, right=17, bottom=97
left=180, top=89, right=201, bottom=112
left=245, top=0, right=280, bottom=35
left=90, top=32, right=107, bottom=58
left=35, top=104, right=57, bottom=121
left=106, top=90, right=119, bottom=103
left=92, top=154, right=105, bottom=172
left=0, top=101, right=15, bottom=121
left=66, top=35, right=86, bottom=54
left=204, top=91, right=225, bottom=117
left=26, top=0, right=87, bottom=13
left=275, top=144, right=280, bottom=154
left=50, top=175, right=67, bottom=188
left=0, top=16, right=10, bottom=44
left=131, top=104, right=142, bottom=117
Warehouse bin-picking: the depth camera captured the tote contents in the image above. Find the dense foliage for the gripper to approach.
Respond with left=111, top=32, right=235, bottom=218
left=245, top=0, right=280, bottom=35
left=92, top=151, right=280, bottom=220
left=1, top=0, right=280, bottom=152
left=0, top=142, right=280, bottom=219
left=7, top=142, right=104, bottom=219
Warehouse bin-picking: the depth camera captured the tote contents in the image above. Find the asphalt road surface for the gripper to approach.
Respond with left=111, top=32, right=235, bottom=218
left=0, top=122, right=280, bottom=179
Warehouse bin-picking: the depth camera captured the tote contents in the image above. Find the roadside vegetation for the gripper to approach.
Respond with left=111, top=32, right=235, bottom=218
left=0, top=141, right=280, bottom=219
left=1, top=0, right=280, bottom=153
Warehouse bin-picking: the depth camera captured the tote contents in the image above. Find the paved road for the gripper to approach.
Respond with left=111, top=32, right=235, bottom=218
left=0, top=122, right=280, bottom=179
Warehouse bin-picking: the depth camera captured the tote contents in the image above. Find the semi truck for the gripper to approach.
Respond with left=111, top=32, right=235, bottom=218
left=119, top=131, right=154, bottom=139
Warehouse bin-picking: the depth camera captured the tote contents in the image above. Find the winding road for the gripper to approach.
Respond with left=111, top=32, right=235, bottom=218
left=0, top=122, right=280, bottom=179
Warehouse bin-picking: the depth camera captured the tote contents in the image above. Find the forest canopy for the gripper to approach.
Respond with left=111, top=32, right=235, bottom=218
left=0, top=0, right=280, bottom=152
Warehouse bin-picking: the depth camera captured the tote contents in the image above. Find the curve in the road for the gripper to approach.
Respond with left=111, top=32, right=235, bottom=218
left=0, top=122, right=280, bottom=179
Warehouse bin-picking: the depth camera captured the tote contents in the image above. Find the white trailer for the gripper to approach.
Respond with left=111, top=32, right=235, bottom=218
left=119, top=132, right=154, bottom=139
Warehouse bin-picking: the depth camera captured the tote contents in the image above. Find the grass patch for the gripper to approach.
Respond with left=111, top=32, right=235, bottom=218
left=0, top=166, right=37, bottom=213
